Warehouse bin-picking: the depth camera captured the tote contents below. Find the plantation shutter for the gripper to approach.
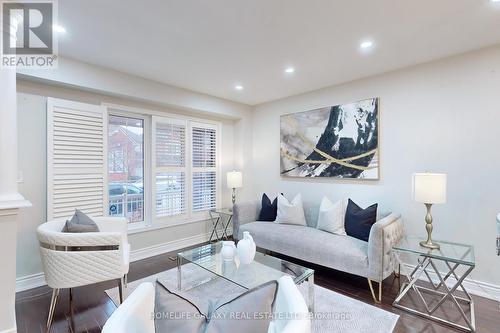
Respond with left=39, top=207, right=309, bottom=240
left=191, top=124, right=218, bottom=212
left=47, top=98, right=107, bottom=220
left=152, top=117, right=187, bottom=218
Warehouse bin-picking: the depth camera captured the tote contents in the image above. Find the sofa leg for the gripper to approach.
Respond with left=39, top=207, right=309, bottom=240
left=367, top=279, right=382, bottom=303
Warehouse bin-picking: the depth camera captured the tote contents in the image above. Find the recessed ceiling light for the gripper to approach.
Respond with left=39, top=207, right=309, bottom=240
left=491, top=0, right=500, bottom=3
left=53, top=24, right=66, bottom=33
left=235, top=85, right=244, bottom=91
left=285, top=67, right=295, bottom=73
left=360, top=40, right=374, bottom=49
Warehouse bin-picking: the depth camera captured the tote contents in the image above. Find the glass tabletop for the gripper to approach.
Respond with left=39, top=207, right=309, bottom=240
left=178, top=242, right=314, bottom=290
left=393, top=236, right=475, bottom=266
left=210, top=208, right=233, bottom=216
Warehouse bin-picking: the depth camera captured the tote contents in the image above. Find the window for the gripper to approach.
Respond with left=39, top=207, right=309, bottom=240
left=192, top=125, right=217, bottom=212
left=108, top=115, right=145, bottom=223
left=153, top=117, right=219, bottom=224
left=154, top=120, right=187, bottom=218
left=48, top=99, right=220, bottom=230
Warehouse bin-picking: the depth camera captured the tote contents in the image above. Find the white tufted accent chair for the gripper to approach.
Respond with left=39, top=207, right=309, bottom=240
left=37, top=216, right=130, bottom=329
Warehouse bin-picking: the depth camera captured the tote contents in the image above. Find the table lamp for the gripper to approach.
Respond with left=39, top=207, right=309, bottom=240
left=227, top=171, right=242, bottom=205
left=413, top=172, right=447, bottom=249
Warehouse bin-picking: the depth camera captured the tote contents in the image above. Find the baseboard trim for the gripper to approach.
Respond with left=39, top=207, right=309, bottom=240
left=15, top=272, right=46, bottom=292
left=16, top=232, right=212, bottom=292
left=130, top=232, right=211, bottom=262
left=0, top=326, right=17, bottom=333
left=401, top=263, right=500, bottom=301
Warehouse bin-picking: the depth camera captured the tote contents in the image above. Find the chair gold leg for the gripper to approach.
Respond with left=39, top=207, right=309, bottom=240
left=367, top=279, right=382, bottom=303
left=47, top=288, right=60, bottom=329
left=118, top=278, right=124, bottom=304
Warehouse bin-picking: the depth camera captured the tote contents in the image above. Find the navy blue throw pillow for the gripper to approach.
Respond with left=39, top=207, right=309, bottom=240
left=258, top=193, right=278, bottom=221
left=345, top=199, right=378, bottom=242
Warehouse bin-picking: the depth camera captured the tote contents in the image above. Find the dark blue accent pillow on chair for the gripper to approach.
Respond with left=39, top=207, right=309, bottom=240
left=258, top=193, right=278, bottom=221
left=345, top=199, right=378, bottom=242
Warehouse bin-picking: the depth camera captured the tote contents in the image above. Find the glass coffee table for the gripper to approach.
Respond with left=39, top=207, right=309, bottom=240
left=177, top=242, right=315, bottom=312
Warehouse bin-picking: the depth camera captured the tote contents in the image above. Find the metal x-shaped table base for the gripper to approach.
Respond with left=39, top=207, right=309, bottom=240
left=393, top=254, right=475, bottom=332
left=208, top=210, right=232, bottom=242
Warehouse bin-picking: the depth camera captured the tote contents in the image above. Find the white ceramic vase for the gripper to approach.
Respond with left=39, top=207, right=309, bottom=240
left=237, top=231, right=256, bottom=264
left=221, top=241, right=236, bottom=262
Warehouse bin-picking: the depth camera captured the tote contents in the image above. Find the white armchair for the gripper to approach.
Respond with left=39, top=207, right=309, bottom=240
left=37, top=216, right=130, bottom=329
left=102, top=276, right=311, bottom=333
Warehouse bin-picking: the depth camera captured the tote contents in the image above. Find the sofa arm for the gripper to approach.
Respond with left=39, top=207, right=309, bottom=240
left=270, top=276, right=311, bottom=333
left=233, top=201, right=260, bottom=240
left=367, top=213, right=404, bottom=281
left=102, top=282, right=156, bottom=333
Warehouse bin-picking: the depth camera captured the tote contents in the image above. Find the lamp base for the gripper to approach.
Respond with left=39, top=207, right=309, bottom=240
left=419, top=203, right=440, bottom=250
left=419, top=240, right=440, bottom=250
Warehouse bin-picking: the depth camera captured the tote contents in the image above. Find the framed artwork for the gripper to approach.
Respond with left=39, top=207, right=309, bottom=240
left=280, top=98, right=379, bottom=179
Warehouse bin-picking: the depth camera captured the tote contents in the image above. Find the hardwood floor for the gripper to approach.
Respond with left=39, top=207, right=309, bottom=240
left=16, top=243, right=499, bottom=333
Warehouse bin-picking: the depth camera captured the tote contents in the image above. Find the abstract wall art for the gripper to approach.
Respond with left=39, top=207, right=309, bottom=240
left=280, top=98, right=379, bottom=179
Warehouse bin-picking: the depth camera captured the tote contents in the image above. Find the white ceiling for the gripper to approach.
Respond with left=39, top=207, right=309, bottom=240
left=58, top=0, right=500, bottom=105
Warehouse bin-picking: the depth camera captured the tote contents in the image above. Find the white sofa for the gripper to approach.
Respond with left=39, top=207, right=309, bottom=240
left=103, top=276, right=311, bottom=333
left=37, top=217, right=130, bottom=329
left=102, top=282, right=156, bottom=333
left=233, top=199, right=404, bottom=303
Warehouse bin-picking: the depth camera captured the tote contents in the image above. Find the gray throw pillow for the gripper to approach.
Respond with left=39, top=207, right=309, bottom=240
left=62, top=209, right=100, bottom=233
left=155, top=280, right=208, bottom=333
left=204, top=280, right=277, bottom=333
left=154, top=280, right=277, bottom=333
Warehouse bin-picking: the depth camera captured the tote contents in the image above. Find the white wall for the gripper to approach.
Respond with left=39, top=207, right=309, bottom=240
left=16, top=93, right=47, bottom=282
left=251, top=45, right=500, bottom=286
left=16, top=77, right=253, bottom=283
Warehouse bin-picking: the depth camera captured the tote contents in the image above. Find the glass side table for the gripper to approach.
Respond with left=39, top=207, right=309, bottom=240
left=393, top=236, right=476, bottom=332
left=208, top=208, right=233, bottom=242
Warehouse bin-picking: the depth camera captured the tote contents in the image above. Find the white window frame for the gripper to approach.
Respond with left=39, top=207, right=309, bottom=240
left=152, top=116, right=189, bottom=225
left=103, top=103, right=221, bottom=233
left=107, top=108, right=151, bottom=231
left=190, top=121, right=220, bottom=219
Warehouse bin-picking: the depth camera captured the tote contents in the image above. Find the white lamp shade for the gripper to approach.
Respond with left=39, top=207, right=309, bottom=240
left=413, top=173, right=447, bottom=204
left=227, top=171, right=242, bottom=189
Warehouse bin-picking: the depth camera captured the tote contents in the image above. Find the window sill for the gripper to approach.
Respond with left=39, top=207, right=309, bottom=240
left=127, top=217, right=210, bottom=235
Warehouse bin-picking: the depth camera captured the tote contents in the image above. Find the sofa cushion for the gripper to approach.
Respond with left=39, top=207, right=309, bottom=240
left=258, top=193, right=278, bottom=221
left=62, top=209, right=100, bottom=233
left=154, top=280, right=208, bottom=333
left=205, top=280, right=277, bottom=333
left=275, top=194, right=306, bottom=226
left=155, top=279, right=276, bottom=333
left=316, top=197, right=346, bottom=235
left=345, top=199, right=378, bottom=242
left=240, top=222, right=369, bottom=278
